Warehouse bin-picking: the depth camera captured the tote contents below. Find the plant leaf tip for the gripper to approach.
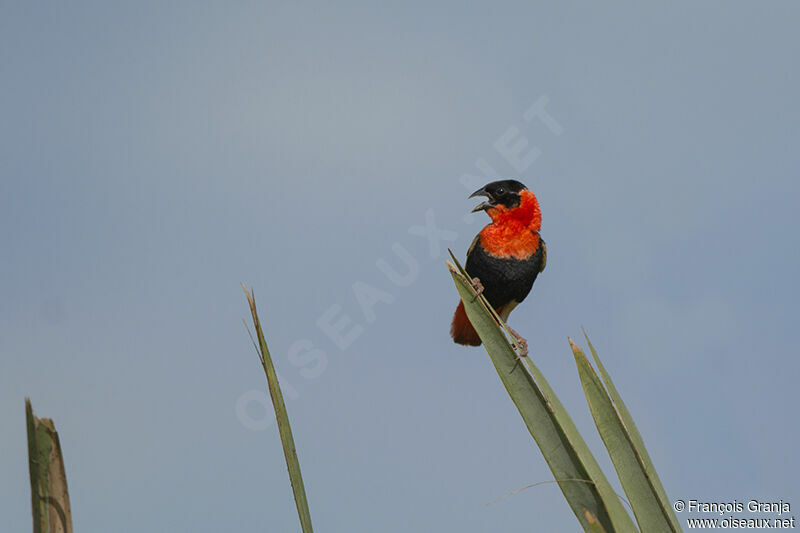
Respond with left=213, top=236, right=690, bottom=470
left=445, top=259, right=458, bottom=274
left=569, top=339, right=589, bottom=360
left=568, top=337, right=579, bottom=352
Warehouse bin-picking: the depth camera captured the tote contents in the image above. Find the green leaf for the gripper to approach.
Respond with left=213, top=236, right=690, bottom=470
left=585, top=509, right=610, bottom=533
left=522, top=358, right=638, bottom=533
left=570, top=340, right=678, bottom=532
left=243, top=285, right=314, bottom=533
left=582, top=331, right=682, bottom=532
left=26, top=398, right=74, bottom=533
left=447, top=257, right=635, bottom=532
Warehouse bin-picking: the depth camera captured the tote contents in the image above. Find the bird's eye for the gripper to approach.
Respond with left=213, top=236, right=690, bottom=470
left=496, top=187, right=505, bottom=195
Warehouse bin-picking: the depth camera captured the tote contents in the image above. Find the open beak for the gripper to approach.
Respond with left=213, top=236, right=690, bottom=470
left=469, top=187, right=494, bottom=213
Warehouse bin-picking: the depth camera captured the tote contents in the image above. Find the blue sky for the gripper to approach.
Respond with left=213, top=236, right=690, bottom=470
left=2, top=2, right=799, bottom=531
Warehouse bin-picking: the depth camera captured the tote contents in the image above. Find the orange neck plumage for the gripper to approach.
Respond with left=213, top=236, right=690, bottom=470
left=479, top=189, right=542, bottom=259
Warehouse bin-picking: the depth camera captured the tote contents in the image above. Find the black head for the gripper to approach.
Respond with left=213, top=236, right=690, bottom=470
left=469, top=179, right=528, bottom=212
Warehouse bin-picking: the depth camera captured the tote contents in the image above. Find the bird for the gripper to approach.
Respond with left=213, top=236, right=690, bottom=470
left=450, top=179, right=546, bottom=355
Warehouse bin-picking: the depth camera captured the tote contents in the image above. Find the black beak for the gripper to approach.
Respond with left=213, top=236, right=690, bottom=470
left=469, top=187, right=494, bottom=213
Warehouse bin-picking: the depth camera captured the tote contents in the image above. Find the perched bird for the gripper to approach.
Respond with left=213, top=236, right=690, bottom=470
left=450, top=179, right=546, bottom=354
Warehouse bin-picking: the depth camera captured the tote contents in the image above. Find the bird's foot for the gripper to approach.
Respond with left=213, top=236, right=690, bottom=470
left=470, top=277, right=484, bottom=301
left=505, top=325, right=528, bottom=358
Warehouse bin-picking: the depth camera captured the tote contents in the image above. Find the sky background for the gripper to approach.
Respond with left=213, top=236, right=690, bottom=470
left=2, top=2, right=799, bottom=531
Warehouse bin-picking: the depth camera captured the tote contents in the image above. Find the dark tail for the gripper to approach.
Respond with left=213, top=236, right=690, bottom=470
left=450, top=301, right=482, bottom=346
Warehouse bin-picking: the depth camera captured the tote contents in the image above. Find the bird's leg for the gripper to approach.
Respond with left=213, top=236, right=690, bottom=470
left=465, top=274, right=526, bottom=358
left=470, top=277, right=484, bottom=302
left=504, top=325, right=528, bottom=358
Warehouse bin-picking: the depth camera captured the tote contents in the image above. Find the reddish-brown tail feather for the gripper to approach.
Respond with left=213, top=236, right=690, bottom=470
left=450, top=301, right=482, bottom=346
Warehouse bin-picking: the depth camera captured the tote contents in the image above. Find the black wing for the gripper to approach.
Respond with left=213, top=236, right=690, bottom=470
left=464, top=235, right=545, bottom=309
